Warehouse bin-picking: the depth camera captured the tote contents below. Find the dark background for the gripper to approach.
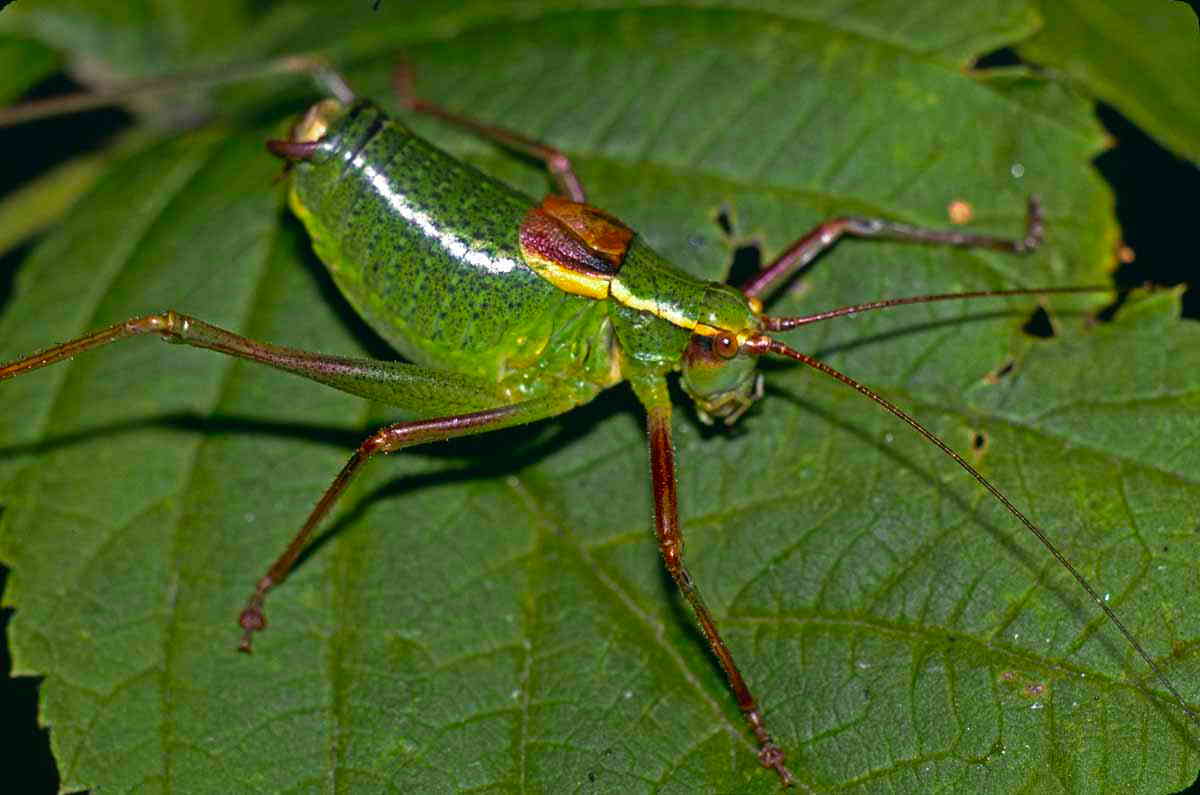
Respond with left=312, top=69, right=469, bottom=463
left=0, top=55, right=1198, bottom=793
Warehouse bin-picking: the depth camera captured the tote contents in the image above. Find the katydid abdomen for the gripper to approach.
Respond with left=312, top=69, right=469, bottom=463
left=286, top=100, right=617, bottom=400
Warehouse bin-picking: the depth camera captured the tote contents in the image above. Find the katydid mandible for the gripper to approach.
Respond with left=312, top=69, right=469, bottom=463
left=1, top=70, right=1193, bottom=786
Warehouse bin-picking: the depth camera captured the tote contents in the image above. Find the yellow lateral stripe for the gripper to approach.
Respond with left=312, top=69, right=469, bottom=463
left=610, top=279, right=696, bottom=330
left=521, top=236, right=708, bottom=334
left=522, top=249, right=610, bottom=300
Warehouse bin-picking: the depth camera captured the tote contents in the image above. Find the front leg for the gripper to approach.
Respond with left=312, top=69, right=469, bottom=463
left=638, top=378, right=796, bottom=787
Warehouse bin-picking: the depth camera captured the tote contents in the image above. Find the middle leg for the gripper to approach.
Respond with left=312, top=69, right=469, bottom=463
left=740, top=196, right=1044, bottom=300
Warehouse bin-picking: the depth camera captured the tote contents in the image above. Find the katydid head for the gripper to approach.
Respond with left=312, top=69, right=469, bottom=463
left=680, top=284, right=766, bottom=425
left=680, top=332, right=762, bottom=424
left=266, top=98, right=346, bottom=161
left=679, top=280, right=881, bottom=425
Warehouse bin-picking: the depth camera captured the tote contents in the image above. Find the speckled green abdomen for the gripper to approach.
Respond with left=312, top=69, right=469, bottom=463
left=287, top=102, right=610, bottom=390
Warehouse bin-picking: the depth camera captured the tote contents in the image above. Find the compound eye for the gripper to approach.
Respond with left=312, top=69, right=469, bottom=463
left=713, top=334, right=739, bottom=359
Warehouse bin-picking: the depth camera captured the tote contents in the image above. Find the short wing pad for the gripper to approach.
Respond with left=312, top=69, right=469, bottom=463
left=519, top=196, right=633, bottom=299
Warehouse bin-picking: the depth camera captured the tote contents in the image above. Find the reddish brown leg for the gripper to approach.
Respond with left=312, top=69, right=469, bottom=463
left=740, top=196, right=1044, bottom=300
left=646, top=401, right=795, bottom=787
left=392, top=63, right=586, bottom=202
left=0, top=309, right=575, bottom=655
left=238, top=393, right=575, bottom=651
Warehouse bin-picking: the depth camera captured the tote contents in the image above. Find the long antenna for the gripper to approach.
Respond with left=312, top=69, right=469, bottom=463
left=745, top=334, right=1199, bottom=726
left=764, top=286, right=1113, bottom=331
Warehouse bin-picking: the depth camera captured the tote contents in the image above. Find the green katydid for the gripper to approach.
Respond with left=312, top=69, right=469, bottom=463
left=2, top=62, right=1196, bottom=788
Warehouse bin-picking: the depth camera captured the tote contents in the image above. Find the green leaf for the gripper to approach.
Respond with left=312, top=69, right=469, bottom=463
left=0, top=0, right=297, bottom=76
left=2, top=5, right=1199, bottom=793
left=1019, top=0, right=1200, bottom=164
left=0, top=145, right=121, bottom=259
left=0, top=34, right=58, bottom=105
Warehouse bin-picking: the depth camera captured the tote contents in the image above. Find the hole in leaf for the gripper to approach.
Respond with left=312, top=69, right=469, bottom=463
left=973, top=47, right=1022, bottom=69
left=1022, top=306, right=1054, bottom=338
left=714, top=206, right=734, bottom=237
left=726, top=242, right=762, bottom=288
left=968, top=430, right=989, bottom=462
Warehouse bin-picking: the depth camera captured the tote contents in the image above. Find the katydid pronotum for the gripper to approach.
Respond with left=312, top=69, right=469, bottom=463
left=1, top=60, right=1196, bottom=789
